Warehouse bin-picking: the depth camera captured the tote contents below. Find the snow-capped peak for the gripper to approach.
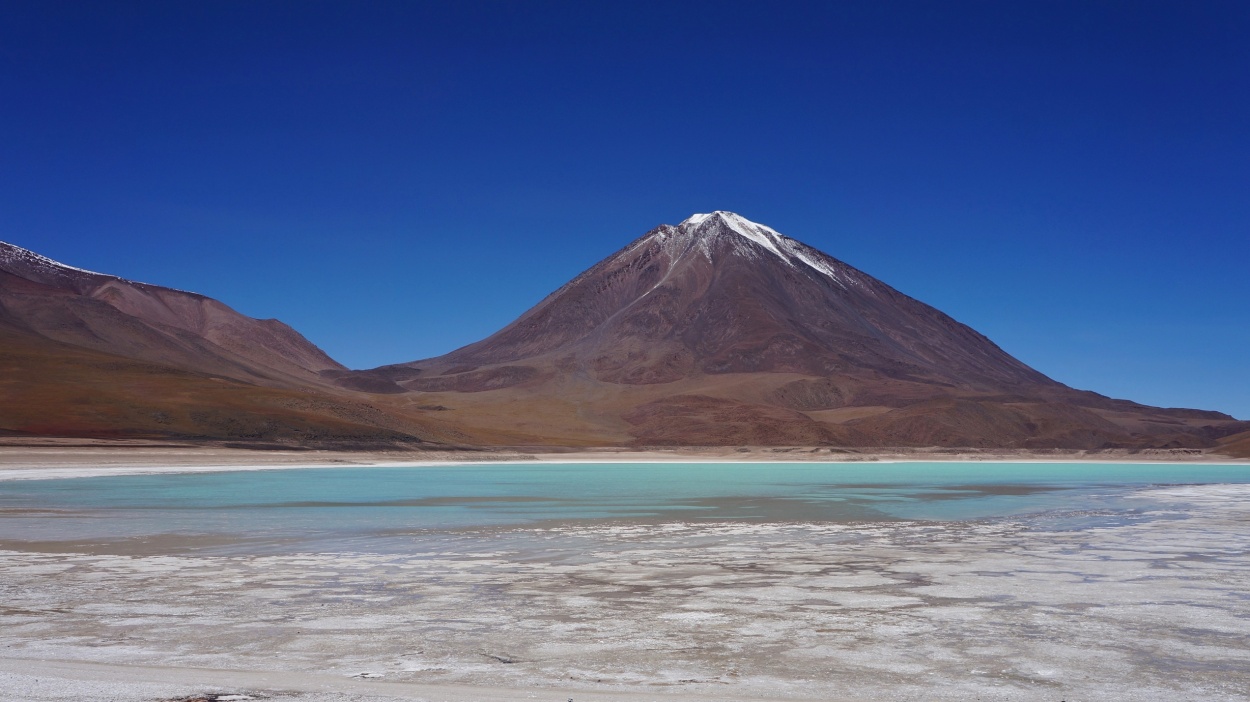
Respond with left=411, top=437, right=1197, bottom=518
left=674, top=212, right=852, bottom=288
left=681, top=211, right=787, bottom=258
left=681, top=211, right=771, bottom=233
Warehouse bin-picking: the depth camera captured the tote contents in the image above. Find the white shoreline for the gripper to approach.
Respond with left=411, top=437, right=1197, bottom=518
left=1, top=452, right=1247, bottom=481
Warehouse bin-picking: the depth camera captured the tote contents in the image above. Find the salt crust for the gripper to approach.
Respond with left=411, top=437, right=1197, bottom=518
left=1, top=484, right=1249, bottom=700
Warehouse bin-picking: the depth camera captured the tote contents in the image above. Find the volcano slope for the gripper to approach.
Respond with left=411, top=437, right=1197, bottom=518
left=0, top=241, right=456, bottom=446
left=347, top=212, right=1246, bottom=449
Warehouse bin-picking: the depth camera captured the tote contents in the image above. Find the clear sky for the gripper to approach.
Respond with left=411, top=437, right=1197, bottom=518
left=2, top=1, right=1247, bottom=419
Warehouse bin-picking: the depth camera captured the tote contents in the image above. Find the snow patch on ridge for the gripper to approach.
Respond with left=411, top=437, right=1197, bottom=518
left=0, top=240, right=196, bottom=293
left=0, top=240, right=106, bottom=278
left=776, top=238, right=852, bottom=287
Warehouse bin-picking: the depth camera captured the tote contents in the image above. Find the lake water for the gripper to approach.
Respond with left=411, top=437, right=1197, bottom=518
left=2, top=461, right=1248, bottom=555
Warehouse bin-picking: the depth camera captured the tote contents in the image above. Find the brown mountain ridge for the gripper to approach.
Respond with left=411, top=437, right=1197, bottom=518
left=3, top=214, right=1245, bottom=453
left=0, top=241, right=458, bottom=446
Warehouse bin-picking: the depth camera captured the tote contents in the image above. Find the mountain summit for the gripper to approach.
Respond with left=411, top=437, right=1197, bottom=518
left=412, top=210, right=1053, bottom=390
left=356, top=213, right=1244, bottom=448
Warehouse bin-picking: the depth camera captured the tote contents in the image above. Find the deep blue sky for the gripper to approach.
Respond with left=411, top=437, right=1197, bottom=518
left=2, top=1, right=1247, bottom=418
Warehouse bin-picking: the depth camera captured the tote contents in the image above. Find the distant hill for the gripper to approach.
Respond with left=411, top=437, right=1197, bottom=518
left=0, top=241, right=344, bottom=387
left=0, top=240, right=448, bottom=446
left=1218, top=430, right=1250, bottom=458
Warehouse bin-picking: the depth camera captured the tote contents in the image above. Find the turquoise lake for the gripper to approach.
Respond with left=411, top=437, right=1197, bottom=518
left=2, top=461, right=1248, bottom=554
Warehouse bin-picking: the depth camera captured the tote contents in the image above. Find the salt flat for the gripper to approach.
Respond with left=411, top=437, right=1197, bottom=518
left=1, top=480, right=1248, bottom=701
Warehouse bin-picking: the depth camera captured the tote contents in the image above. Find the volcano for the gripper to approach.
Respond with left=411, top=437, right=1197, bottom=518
left=398, top=211, right=1053, bottom=390
left=353, top=212, right=1245, bottom=448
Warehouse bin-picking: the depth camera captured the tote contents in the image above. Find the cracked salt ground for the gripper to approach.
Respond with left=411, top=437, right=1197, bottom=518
left=1, top=484, right=1248, bottom=701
